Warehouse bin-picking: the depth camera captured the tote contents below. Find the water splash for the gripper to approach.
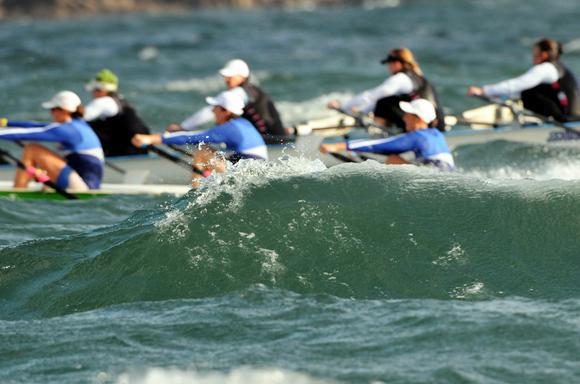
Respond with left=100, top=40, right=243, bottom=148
left=116, top=367, right=336, bottom=384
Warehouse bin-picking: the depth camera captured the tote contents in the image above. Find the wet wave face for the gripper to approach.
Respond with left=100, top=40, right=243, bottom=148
left=456, top=140, right=580, bottom=180
left=2, top=157, right=580, bottom=318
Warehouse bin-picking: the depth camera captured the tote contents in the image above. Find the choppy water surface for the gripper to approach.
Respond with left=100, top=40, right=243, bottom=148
left=1, top=1, right=580, bottom=383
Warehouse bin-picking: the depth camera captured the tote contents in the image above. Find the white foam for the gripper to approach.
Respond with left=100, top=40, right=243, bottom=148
left=450, top=281, right=486, bottom=299
left=432, top=243, right=467, bottom=267
left=115, top=367, right=335, bottom=384
left=165, top=71, right=271, bottom=94
left=165, top=75, right=225, bottom=93
left=193, top=155, right=326, bottom=208
left=363, top=0, right=401, bottom=10
left=257, top=248, right=284, bottom=284
left=461, top=159, right=580, bottom=181
left=138, top=46, right=159, bottom=61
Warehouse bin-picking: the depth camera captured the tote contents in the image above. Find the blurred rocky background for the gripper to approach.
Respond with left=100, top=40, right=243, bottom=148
left=0, top=0, right=373, bottom=18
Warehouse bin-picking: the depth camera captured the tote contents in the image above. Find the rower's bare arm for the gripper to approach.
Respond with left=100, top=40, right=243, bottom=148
left=320, top=142, right=347, bottom=153
left=132, top=134, right=162, bottom=148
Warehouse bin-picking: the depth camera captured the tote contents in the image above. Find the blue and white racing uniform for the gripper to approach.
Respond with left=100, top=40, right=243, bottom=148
left=0, top=119, right=105, bottom=188
left=162, top=117, right=268, bottom=161
left=347, top=128, right=455, bottom=171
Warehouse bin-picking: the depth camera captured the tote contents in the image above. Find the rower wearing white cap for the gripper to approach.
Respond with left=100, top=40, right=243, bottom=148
left=133, top=89, right=267, bottom=185
left=320, top=99, right=454, bottom=171
left=167, top=59, right=290, bottom=144
left=0, top=91, right=104, bottom=189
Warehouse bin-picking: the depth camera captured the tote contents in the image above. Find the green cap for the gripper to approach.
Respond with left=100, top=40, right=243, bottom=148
left=85, top=69, right=119, bottom=92
left=95, top=69, right=118, bottom=85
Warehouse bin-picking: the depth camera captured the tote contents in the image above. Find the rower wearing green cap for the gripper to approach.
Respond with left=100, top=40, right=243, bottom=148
left=84, top=69, right=151, bottom=156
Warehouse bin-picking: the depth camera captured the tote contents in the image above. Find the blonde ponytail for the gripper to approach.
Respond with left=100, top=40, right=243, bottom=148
left=390, top=48, right=423, bottom=76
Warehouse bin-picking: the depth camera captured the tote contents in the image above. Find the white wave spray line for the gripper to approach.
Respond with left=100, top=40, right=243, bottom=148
left=461, top=159, right=580, bottom=181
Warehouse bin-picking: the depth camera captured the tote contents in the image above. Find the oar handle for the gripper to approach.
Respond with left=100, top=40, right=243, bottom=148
left=25, top=166, right=50, bottom=183
left=329, top=106, right=399, bottom=136
left=167, top=144, right=193, bottom=157
left=328, top=106, right=368, bottom=127
left=327, top=151, right=359, bottom=163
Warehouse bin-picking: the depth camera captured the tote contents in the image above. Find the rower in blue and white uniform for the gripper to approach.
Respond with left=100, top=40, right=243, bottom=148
left=0, top=91, right=104, bottom=189
left=132, top=89, right=267, bottom=186
left=320, top=99, right=454, bottom=171
left=468, top=38, right=580, bottom=122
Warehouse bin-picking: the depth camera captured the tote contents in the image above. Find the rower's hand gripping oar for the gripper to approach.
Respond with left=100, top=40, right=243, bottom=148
left=0, top=148, right=78, bottom=200
left=473, top=94, right=580, bottom=135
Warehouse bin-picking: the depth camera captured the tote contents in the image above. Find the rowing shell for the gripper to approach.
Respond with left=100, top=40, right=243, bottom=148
left=319, top=120, right=580, bottom=165
left=0, top=181, right=191, bottom=200
left=444, top=122, right=580, bottom=150
left=0, top=135, right=326, bottom=186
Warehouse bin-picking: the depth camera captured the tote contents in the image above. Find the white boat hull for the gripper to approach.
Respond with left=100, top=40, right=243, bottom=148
left=317, top=121, right=580, bottom=165
left=444, top=123, right=580, bottom=150
left=0, top=181, right=191, bottom=200
left=0, top=135, right=326, bottom=185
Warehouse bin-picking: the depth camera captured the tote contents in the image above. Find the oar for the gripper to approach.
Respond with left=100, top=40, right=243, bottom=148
left=473, top=94, right=580, bottom=135
left=167, top=144, right=193, bottom=157
left=147, top=145, right=209, bottom=177
left=0, top=148, right=78, bottom=200
left=355, top=153, right=373, bottom=161
left=103, top=159, right=127, bottom=175
left=329, top=106, right=400, bottom=136
left=327, top=151, right=360, bottom=163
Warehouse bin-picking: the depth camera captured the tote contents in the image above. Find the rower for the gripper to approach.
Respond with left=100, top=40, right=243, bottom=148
left=327, top=48, right=446, bottom=132
left=320, top=99, right=454, bottom=171
left=166, top=59, right=293, bottom=144
left=468, top=38, right=580, bottom=122
left=0, top=91, right=104, bottom=189
left=84, top=69, right=151, bottom=156
left=132, top=90, right=267, bottom=186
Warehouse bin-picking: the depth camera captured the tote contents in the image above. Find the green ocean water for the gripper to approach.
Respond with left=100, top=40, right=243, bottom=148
left=1, top=1, right=580, bottom=383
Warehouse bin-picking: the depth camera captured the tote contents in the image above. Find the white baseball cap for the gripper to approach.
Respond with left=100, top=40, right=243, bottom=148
left=206, top=90, right=246, bottom=116
left=41, top=91, right=82, bottom=112
left=399, top=99, right=436, bottom=124
left=219, top=59, right=250, bottom=78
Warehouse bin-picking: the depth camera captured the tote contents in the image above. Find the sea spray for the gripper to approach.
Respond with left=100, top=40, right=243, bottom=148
left=2, top=159, right=580, bottom=319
